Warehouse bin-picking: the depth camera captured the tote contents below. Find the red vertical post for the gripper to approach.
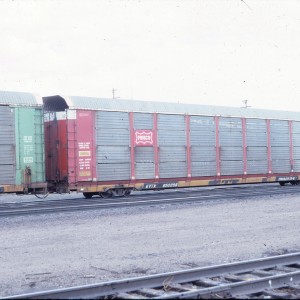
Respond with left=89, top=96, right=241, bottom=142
left=91, top=111, right=97, bottom=181
left=129, top=112, right=135, bottom=180
left=153, top=113, right=159, bottom=179
left=186, top=115, right=191, bottom=178
left=289, top=120, right=294, bottom=172
left=266, top=119, right=272, bottom=174
left=215, top=116, right=221, bottom=176
left=67, top=114, right=77, bottom=185
left=242, top=118, right=247, bottom=175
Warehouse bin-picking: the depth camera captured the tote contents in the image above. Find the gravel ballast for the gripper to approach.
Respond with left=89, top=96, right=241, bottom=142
left=1, top=191, right=300, bottom=297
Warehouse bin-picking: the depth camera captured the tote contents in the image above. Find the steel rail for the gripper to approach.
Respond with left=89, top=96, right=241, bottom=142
left=0, top=185, right=300, bottom=217
left=3, top=252, right=300, bottom=299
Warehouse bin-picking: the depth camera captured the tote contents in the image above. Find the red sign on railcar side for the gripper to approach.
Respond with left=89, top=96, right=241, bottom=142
left=134, top=130, right=154, bottom=146
left=76, top=110, right=96, bottom=181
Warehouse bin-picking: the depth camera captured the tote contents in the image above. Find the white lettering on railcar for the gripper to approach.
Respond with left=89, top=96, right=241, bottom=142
left=162, top=183, right=178, bottom=188
left=24, top=157, right=33, bottom=163
left=23, top=136, right=33, bottom=143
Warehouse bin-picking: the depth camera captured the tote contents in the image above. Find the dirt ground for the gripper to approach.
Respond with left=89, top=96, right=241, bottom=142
left=1, top=190, right=300, bottom=297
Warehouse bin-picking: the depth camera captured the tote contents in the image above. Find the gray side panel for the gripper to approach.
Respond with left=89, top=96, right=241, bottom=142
left=96, top=111, right=129, bottom=128
left=270, top=120, right=289, bottom=146
left=246, top=119, right=268, bottom=174
left=293, top=133, right=300, bottom=147
left=96, top=164, right=131, bottom=181
left=135, top=147, right=154, bottom=179
left=294, top=147, right=300, bottom=160
left=246, top=119, right=267, bottom=147
left=159, top=147, right=186, bottom=162
left=219, top=117, right=243, bottom=175
left=271, top=147, right=289, bottom=159
left=220, top=161, right=244, bottom=175
left=97, top=146, right=130, bottom=163
left=190, top=116, right=216, bottom=177
left=294, top=160, right=300, bottom=172
left=191, top=146, right=216, bottom=162
left=157, top=114, right=185, bottom=130
left=96, top=129, right=129, bottom=146
left=220, top=147, right=243, bottom=161
left=272, top=160, right=290, bottom=173
left=0, top=106, right=16, bottom=184
left=247, top=160, right=268, bottom=174
left=96, top=111, right=130, bottom=181
left=0, top=165, right=15, bottom=184
left=134, top=113, right=153, bottom=129
left=159, top=162, right=187, bottom=178
left=190, top=132, right=215, bottom=146
left=135, top=163, right=155, bottom=179
left=270, top=120, right=290, bottom=172
left=192, top=161, right=216, bottom=176
left=158, top=130, right=186, bottom=146
left=247, top=147, right=268, bottom=160
left=158, top=114, right=187, bottom=178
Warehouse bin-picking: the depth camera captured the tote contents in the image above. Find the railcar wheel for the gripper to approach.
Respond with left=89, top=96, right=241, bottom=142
left=279, top=182, right=285, bottom=186
left=100, top=191, right=113, bottom=198
left=112, top=189, right=126, bottom=197
left=125, top=189, right=132, bottom=196
left=83, top=192, right=93, bottom=199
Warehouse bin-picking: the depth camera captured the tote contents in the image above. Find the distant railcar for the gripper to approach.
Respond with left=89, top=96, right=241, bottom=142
left=0, top=91, right=47, bottom=194
left=43, top=95, right=300, bottom=198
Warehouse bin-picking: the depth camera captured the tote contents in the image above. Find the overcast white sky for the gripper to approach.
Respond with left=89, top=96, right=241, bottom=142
left=0, top=0, right=300, bottom=111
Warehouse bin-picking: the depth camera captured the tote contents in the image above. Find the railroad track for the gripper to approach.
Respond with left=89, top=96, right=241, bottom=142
left=4, top=252, right=300, bottom=299
left=0, top=184, right=300, bottom=217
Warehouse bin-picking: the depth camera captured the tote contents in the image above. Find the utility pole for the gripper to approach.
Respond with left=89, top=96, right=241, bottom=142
left=112, top=88, right=117, bottom=99
left=242, top=99, right=251, bottom=108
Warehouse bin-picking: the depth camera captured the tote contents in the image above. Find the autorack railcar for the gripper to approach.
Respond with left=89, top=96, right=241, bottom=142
left=0, top=91, right=46, bottom=194
left=42, top=94, right=300, bottom=198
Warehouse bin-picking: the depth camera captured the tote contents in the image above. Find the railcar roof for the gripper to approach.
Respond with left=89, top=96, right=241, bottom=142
left=43, top=94, right=300, bottom=121
left=0, top=90, right=43, bottom=107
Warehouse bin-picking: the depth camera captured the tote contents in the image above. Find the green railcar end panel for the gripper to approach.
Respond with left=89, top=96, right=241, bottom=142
left=14, top=107, right=45, bottom=185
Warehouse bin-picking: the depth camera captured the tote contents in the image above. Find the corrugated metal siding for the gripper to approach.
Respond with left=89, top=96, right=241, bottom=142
left=270, top=120, right=289, bottom=146
left=190, top=116, right=215, bottom=131
left=158, top=130, right=186, bottom=146
left=159, top=147, right=186, bottom=162
left=192, top=161, right=216, bottom=176
left=159, top=162, right=187, bottom=178
left=272, top=160, right=290, bottom=173
left=135, top=163, right=155, bottom=179
left=65, top=95, right=300, bottom=121
left=97, top=146, right=130, bottom=163
left=294, top=160, right=300, bottom=172
left=247, top=160, right=268, bottom=174
left=247, top=147, right=268, bottom=160
left=246, top=119, right=268, bottom=174
left=219, top=118, right=243, bottom=175
left=271, top=146, right=290, bottom=159
left=0, top=91, right=42, bottom=106
left=191, top=147, right=216, bottom=161
left=95, top=111, right=130, bottom=180
left=221, top=147, right=243, bottom=160
left=134, top=113, right=153, bottom=129
left=220, top=161, right=244, bottom=176
left=190, top=116, right=216, bottom=177
left=292, top=122, right=300, bottom=150
left=135, top=147, right=154, bottom=179
left=269, top=120, right=290, bottom=173
left=293, top=146, right=300, bottom=160
left=157, top=114, right=187, bottom=178
left=0, top=106, right=16, bottom=184
left=96, top=164, right=131, bottom=181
